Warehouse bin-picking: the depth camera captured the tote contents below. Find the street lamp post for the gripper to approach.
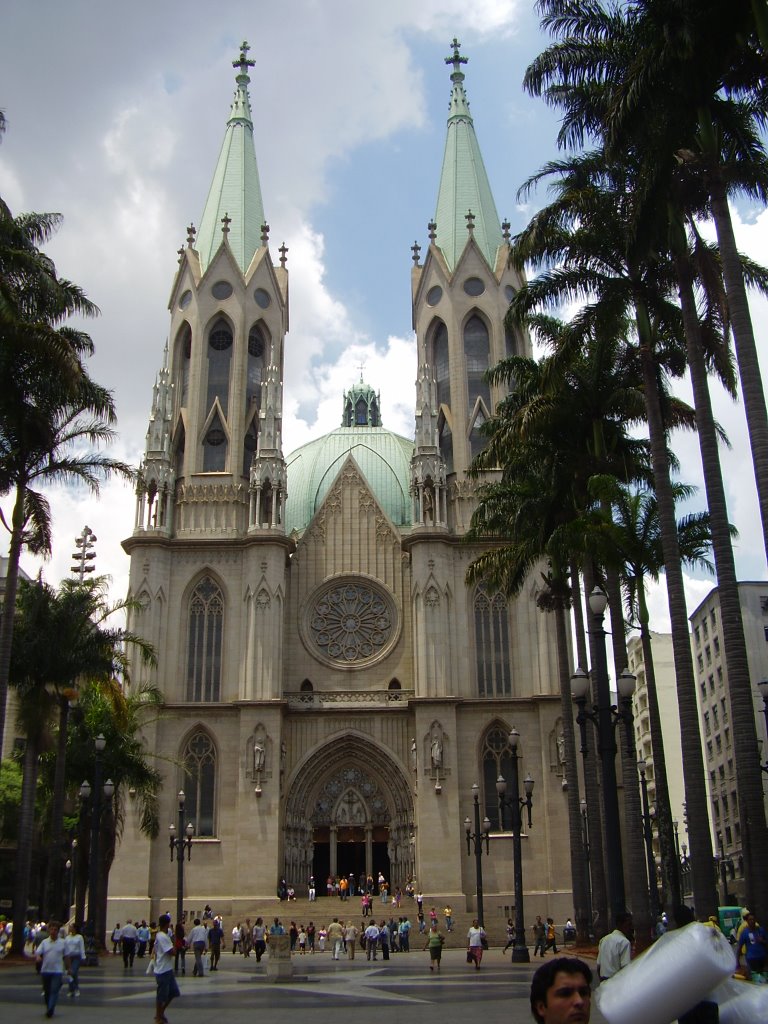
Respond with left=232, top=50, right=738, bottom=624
left=464, top=783, right=491, bottom=927
left=169, top=791, right=194, bottom=926
left=571, top=587, right=637, bottom=923
left=637, top=759, right=660, bottom=918
left=496, top=727, right=534, bottom=962
left=580, top=799, right=593, bottom=938
left=81, top=734, right=114, bottom=966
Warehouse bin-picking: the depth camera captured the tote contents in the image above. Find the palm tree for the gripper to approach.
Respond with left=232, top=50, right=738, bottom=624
left=0, top=200, right=131, bottom=755
left=506, top=149, right=718, bottom=917
left=37, top=576, right=156, bottom=919
left=65, top=677, right=162, bottom=949
left=467, top=328, right=651, bottom=939
left=595, top=479, right=721, bottom=918
left=8, top=575, right=157, bottom=953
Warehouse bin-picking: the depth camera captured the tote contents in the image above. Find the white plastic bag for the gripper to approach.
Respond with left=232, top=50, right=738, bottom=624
left=202, top=952, right=211, bottom=975
left=707, top=975, right=768, bottom=1023
left=595, top=923, right=736, bottom=1024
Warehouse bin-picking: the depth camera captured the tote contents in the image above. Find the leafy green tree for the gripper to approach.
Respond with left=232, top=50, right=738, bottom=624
left=7, top=576, right=155, bottom=952
left=0, top=199, right=134, bottom=756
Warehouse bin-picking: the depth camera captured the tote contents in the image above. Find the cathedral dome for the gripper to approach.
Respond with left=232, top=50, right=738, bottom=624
left=285, top=380, right=414, bottom=535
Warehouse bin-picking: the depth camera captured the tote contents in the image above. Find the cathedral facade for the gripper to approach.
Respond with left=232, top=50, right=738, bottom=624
left=109, top=41, right=574, bottom=924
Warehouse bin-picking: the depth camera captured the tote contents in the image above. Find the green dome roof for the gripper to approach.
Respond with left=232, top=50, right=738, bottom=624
left=285, top=426, right=414, bottom=535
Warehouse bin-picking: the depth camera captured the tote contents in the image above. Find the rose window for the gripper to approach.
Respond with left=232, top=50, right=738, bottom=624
left=309, top=582, right=393, bottom=663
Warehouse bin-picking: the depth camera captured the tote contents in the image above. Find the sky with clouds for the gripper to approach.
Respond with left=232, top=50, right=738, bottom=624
left=1, top=0, right=768, bottom=638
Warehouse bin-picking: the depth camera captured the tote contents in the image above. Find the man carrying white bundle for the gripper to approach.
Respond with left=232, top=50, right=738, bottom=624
left=597, top=912, right=633, bottom=981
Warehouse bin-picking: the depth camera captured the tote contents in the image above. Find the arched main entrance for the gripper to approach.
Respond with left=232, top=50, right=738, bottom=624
left=283, top=734, right=415, bottom=892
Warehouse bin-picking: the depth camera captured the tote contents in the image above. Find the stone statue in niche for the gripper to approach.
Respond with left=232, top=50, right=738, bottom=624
left=431, top=736, right=443, bottom=768
left=254, top=741, right=266, bottom=773
left=411, top=737, right=417, bottom=773
left=557, top=730, right=565, bottom=766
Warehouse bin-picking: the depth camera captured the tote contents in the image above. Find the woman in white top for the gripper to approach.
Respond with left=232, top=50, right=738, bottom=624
left=64, top=923, right=85, bottom=997
left=467, top=919, right=487, bottom=970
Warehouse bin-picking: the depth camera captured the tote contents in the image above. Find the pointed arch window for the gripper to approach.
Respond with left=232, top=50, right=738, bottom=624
left=482, top=727, right=516, bottom=829
left=469, top=404, right=489, bottom=461
left=202, top=412, right=227, bottom=472
left=432, top=322, right=450, bottom=411
left=474, top=586, right=511, bottom=697
left=181, top=731, right=216, bottom=836
left=355, top=397, right=368, bottom=424
left=242, top=418, right=258, bottom=479
left=173, top=425, right=186, bottom=481
left=464, top=314, right=491, bottom=415
left=187, top=576, right=224, bottom=702
left=175, top=323, right=192, bottom=409
left=246, top=323, right=266, bottom=410
left=207, top=319, right=232, bottom=415
left=438, top=411, right=453, bottom=475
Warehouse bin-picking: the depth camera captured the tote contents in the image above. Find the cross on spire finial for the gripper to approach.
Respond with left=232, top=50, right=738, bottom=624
left=186, top=223, right=196, bottom=247
left=278, top=242, right=288, bottom=267
left=428, top=221, right=437, bottom=242
left=233, top=40, right=255, bottom=77
left=445, top=38, right=468, bottom=79
left=260, top=222, right=270, bottom=246
left=357, top=362, right=366, bottom=381
left=502, top=219, right=511, bottom=243
left=411, top=240, right=422, bottom=265
left=465, top=209, right=475, bottom=233
left=177, top=246, right=185, bottom=264
left=221, top=212, right=231, bottom=236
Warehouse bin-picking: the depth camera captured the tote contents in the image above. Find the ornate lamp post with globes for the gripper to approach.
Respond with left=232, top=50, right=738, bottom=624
left=464, top=783, right=491, bottom=927
left=80, top=733, right=114, bottom=966
left=496, top=727, right=534, bottom=962
left=169, top=790, right=194, bottom=926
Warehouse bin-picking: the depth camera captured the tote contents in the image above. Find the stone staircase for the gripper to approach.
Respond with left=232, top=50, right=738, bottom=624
left=196, top=897, right=517, bottom=949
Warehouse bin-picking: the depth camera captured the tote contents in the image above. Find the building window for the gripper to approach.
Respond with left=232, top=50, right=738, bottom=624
left=725, top=826, right=732, bottom=846
left=713, top=636, right=720, bottom=656
left=710, top=608, right=716, bottom=626
left=474, top=587, right=512, bottom=697
left=717, top=666, right=723, bottom=686
left=246, top=324, right=266, bottom=410
left=464, top=315, right=491, bottom=413
left=705, top=646, right=711, bottom=665
left=694, top=626, right=700, bottom=646
left=697, top=654, right=704, bottom=672
left=704, top=712, right=710, bottom=737
left=481, top=727, right=516, bottom=829
left=713, top=799, right=720, bottom=820
left=702, top=620, right=709, bottom=640
left=187, top=576, right=224, bottom=701
left=710, top=674, right=716, bottom=694
left=721, top=698, right=728, bottom=722
left=207, top=319, right=233, bottom=415
left=181, top=731, right=216, bottom=836
left=712, top=706, right=719, bottom=728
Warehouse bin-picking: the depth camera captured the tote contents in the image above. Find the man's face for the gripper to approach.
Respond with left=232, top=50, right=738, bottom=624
left=535, top=971, right=591, bottom=1024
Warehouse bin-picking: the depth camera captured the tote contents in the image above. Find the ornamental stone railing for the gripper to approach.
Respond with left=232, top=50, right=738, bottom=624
left=284, top=689, right=414, bottom=709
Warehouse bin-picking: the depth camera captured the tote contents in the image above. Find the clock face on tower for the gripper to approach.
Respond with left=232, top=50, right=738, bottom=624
left=303, top=578, right=399, bottom=668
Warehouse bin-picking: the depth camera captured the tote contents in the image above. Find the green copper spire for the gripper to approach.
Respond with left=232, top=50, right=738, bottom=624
left=197, top=42, right=267, bottom=275
left=433, top=40, right=503, bottom=271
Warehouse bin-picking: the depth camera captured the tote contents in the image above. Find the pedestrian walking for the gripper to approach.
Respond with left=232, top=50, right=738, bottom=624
left=152, top=914, right=181, bottom=1024
left=424, top=920, right=444, bottom=972
left=467, top=918, right=486, bottom=970
left=110, top=923, right=122, bottom=956
left=503, top=917, right=516, bottom=954
left=121, top=919, right=138, bottom=967
left=64, top=922, right=85, bottom=998
left=36, top=920, right=70, bottom=1019
left=545, top=918, right=559, bottom=955
left=188, top=918, right=208, bottom=976
left=533, top=916, right=547, bottom=958
left=173, top=922, right=187, bottom=974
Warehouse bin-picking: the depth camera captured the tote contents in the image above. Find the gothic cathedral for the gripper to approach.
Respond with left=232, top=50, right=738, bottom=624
left=109, top=41, right=573, bottom=923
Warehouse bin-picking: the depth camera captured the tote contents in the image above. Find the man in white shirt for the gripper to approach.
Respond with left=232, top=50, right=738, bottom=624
left=153, top=914, right=180, bottom=1024
left=121, top=918, right=139, bottom=967
left=596, top=913, right=633, bottom=981
left=326, top=918, right=344, bottom=960
left=36, top=920, right=70, bottom=1019
left=187, top=918, right=208, bottom=976
left=364, top=920, right=380, bottom=960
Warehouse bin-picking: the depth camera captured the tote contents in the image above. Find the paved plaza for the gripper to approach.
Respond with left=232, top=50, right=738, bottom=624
left=0, top=946, right=600, bottom=1024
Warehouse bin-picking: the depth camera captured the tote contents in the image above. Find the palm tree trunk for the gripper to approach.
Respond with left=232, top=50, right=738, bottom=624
left=10, top=735, right=40, bottom=954
left=606, top=571, right=652, bottom=946
left=633, top=294, right=716, bottom=919
left=0, top=486, right=26, bottom=755
left=709, top=176, right=768, bottom=566
left=676, top=248, right=768, bottom=913
left=43, top=696, right=70, bottom=919
left=554, top=597, right=591, bottom=944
